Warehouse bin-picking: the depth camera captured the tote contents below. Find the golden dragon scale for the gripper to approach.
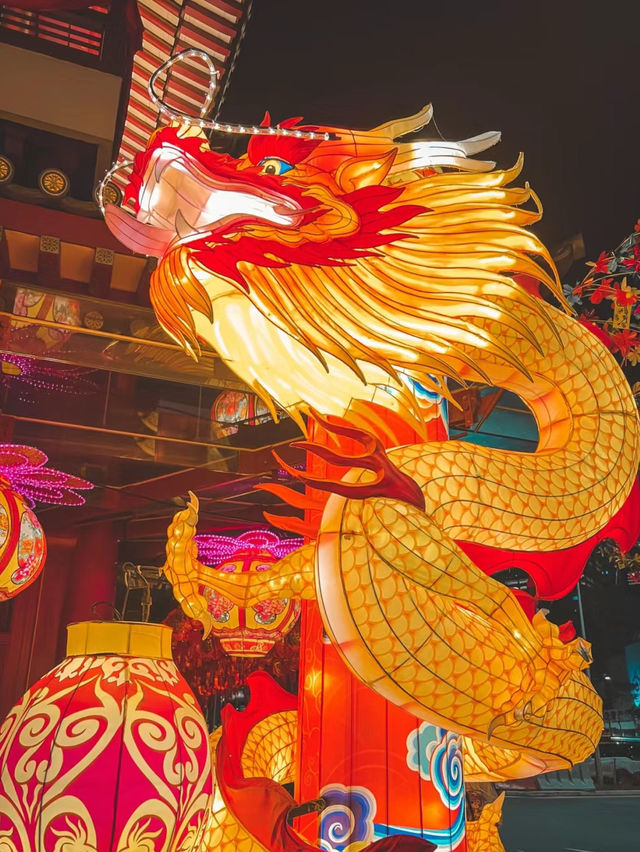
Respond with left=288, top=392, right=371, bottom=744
left=104, top=94, right=640, bottom=843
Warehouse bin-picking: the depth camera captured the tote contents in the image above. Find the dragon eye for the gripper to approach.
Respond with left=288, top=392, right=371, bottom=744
left=259, top=157, right=293, bottom=176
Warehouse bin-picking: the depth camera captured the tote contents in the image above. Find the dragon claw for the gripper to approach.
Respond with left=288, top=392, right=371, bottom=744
left=201, top=613, right=213, bottom=640
left=577, top=640, right=592, bottom=663
left=489, top=698, right=547, bottom=740
left=487, top=713, right=507, bottom=740
left=518, top=700, right=534, bottom=721
left=278, top=411, right=425, bottom=510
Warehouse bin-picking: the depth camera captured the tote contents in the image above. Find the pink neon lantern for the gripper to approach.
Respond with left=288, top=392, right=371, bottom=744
left=195, top=530, right=303, bottom=657
left=0, top=444, right=92, bottom=600
left=0, top=444, right=92, bottom=507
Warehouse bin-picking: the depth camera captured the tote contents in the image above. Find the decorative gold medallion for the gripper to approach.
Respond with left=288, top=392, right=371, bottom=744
left=38, top=168, right=70, bottom=197
left=0, top=155, right=14, bottom=185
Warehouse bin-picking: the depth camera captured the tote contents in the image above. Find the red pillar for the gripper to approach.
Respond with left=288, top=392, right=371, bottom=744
left=295, top=405, right=467, bottom=850
left=59, top=522, right=119, bottom=634
left=0, top=531, right=75, bottom=717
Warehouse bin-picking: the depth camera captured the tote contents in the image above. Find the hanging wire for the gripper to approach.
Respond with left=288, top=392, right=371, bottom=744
left=97, top=45, right=334, bottom=211
left=96, top=159, right=133, bottom=214
left=147, top=48, right=333, bottom=141
left=91, top=601, right=122, bottom=620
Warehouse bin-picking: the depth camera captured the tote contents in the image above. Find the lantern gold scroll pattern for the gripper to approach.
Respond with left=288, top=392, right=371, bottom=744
left=0, top=479, right=45, bottom=601
left=0, top=621, right=212, bottom=852
left=197, top=530, right=302, bottom=657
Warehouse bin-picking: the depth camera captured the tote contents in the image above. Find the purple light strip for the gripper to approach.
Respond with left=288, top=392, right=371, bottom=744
left=195, top=529, right=304, bottom=567
left=0, top=443, right=93, bottom=506
left=0, top=354, right=98, bottom=398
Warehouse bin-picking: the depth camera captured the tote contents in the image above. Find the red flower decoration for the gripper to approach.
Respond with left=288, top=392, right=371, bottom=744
left=623, top=257, right=640, bottom=274
left=613, top=283, right=637, bottom=306
left=204, top=588, right=234, bottom=621
left=589, top=278, right=615, bottom=304
left=253, top=598, right=287, bottom=624
left=591, top=251, right=612, bottom=275
left=610, top=329, right=639, bottom=358
left=195, top=531, right=302, bottom=657
left=578, top=319, right=614, bottom=350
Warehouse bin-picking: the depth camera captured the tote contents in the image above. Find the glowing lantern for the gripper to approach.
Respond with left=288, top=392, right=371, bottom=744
left=0, top=479, right=45, bottom=600
left=0, top=444, right=92, bottom=601
left=197, top=530, right=302, bottom=657
left=0, top=621, right=212, bottom=851
left=211, top=390, right=250, bottom=437
left=211, top=390, right=271, bottom=437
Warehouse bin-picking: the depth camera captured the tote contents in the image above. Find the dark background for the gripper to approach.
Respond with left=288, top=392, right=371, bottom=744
left=223, top=0, right=640, bottom=271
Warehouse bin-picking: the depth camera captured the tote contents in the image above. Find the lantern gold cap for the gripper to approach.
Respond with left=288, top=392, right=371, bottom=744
left=66, top=621, right=173, bottom=660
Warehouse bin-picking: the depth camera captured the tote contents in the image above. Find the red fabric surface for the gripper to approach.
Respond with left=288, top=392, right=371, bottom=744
left=458, top=477, right=640, bottom=601
left=0, top=648, right=212, bottom=849
left=218, top=672, right=316, bottom=852
left=367, top=838, right=436, bottom=852
left=217, top=672, right=443, bottom=852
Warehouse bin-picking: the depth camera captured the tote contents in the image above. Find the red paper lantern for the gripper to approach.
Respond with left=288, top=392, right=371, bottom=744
left=0, top=480, right=46, bottom=601
left=200, top=532, right=301, bottom=657
left=0, top=621, right=212, bottom=851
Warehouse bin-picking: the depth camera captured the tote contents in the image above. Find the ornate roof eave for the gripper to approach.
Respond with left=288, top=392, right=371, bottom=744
left=114, top=0, right=250, bottom=172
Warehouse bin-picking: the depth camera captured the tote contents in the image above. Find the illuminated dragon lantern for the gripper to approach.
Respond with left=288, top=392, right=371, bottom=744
left=104, top=51, right=640, bottom=851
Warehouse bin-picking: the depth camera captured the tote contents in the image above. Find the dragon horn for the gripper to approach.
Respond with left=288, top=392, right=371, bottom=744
left=371, top=104, right=434, bottom=139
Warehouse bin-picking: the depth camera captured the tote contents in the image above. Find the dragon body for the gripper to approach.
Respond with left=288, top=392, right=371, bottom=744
left=465, top=794, right=506, bottom=852
left=106, top=106, right=640, bottom=846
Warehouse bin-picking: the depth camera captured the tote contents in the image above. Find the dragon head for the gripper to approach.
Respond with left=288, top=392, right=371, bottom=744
left=105, top=108, right=564, bottom=421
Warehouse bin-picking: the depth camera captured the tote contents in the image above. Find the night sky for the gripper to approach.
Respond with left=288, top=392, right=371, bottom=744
left=223, top=0, right=640, bottom=277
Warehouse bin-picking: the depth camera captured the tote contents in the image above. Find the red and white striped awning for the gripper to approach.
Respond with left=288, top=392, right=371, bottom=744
left=115, top=0, right=248, bottom=167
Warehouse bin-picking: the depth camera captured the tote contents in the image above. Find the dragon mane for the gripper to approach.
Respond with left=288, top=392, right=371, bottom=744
left=148, top=117, right=567, bottom=401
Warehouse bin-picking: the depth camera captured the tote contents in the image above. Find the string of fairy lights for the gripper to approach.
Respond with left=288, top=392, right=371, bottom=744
left=97, top=48, right=335, bottom=214
left=195, top=529, right=304, bottom=567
